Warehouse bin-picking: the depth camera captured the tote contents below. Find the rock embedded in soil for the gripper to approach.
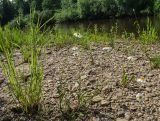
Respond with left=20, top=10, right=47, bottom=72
left=72, top=82, right=79, bottom=91
left=91, top=117, right=100, bottom=121
left=102, top=47, right=113, bottom=52
left=100, top=100, right=109, bottom=106
left=102, top=85, right=112, bottom=93
left=117, top=110, right=125, bottom=117
left=92, top=95, right=104, bottom=103
left=127, top=56, right=137, bottom=61
left=125, top=112, right=131, bottom=120
left=80, top=75, right=87, bottom=80
left=116, top=118, right=128, bottom=121
left=71, top=46, right=79, bottom=51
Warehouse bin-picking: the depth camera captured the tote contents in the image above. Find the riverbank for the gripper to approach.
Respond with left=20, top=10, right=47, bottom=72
left=0, top=40, right=160, bottom=121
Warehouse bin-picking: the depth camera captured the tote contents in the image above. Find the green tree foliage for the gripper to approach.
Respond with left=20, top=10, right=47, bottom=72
left=54, top=0, right=156, bottom=22
left=31, top=0, right=43, bottom=11
left=0, top=0, right=159, bottom=25
left=42, top=0, right=60, bottom=10
left=0, top=0, right=16, bottom=25
left=154, top=0, right=160, bottom=12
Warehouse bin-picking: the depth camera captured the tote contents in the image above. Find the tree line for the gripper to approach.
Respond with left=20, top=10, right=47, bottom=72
left=0, top=0, right=160, bottom=26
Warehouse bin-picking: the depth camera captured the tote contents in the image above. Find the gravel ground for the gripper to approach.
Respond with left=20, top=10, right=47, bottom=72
left=0, top=41, right=160, bottom=121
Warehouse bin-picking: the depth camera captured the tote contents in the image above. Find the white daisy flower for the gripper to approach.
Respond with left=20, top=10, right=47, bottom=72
left=73, top=32, right=82, bottom=38
left=136, top=93, right=143, bottom=102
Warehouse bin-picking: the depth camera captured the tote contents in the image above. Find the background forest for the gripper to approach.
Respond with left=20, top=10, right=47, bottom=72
left=0, top=0, right=160, bottom=26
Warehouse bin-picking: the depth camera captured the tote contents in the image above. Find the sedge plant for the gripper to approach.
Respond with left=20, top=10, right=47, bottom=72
left=0, top=9, right=45, bottom=113
left=138, top=18, right=158, bottom=44
left=120, top=67, right=134, bottom=87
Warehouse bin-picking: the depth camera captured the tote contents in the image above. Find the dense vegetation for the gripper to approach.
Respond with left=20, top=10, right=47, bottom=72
left=0, top=0, right=160, bottom=26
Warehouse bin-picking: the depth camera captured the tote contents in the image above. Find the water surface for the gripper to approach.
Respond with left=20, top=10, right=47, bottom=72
left=56, top=16, right=160, bottom=36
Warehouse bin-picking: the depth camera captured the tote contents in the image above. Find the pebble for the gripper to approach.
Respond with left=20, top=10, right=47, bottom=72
left=116, top=118, right=128, bottom=121
left=72, top=82, right=79, bottom=91
left=127, top=56, right=137, bottom=61
left=71, top=46, right=79, bottom=51
left=145, top=87, right=151, bottom=92
left=125, top=112, right=131, bottom=120
left=80, top=75, right=87, bottom=80
left=102, top=47, right=112, bottom=52
left=92, top=95, right=104, bottom=103
left=102, top=85, right=112, bottom=93
left=101, top=100, right=109, bottom=106
left=117, top=111, right=125, bottom=117
left=138, top=113, right=143, bottom=117
left=92, top=117, right=100, bottom=121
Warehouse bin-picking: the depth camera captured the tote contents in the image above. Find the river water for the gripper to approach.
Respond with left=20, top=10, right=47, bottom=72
left=56, top=16, right=160, bottom=37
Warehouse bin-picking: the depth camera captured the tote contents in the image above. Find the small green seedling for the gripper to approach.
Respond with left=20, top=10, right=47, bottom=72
left=149, top=56, right=160, bottom=69
left=120, top=67, right=134, bottom=87
left=120, top=67, right=129, bottom=87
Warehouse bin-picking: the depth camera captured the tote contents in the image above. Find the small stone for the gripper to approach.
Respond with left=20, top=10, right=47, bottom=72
left=116, top=118, right=128, bottom=121
left=147, top=73, right=154, bottom=77
left=80, top=75, right=87, bottom=80
left=127, top=56, right=137, bottom=61
left=72, top=82, right=79, bottom=91
left=45, top=49, right=52, bottom=54
left=52, top=94, right=59, bottom=98
left=71, top=100, right=78, bottom=110
left=92, top=95, right=104, bottom=103
left=47, top=80, right=53, bottom=83
left=130, top=106, right=137, bottom=112
left=102, top=47, right=112, bottom=52
left=101, top=100, right=109, bottom=106
left=112, top=95, right=117, bottom=100
left=92, top=117, right=100, bottom=121
left=102, top=86, right=112, bottom=93
left=86, top=78, right=97, bottom=86
left=117, top=111, right=125, bottom=117
left=71, top=46, right=79, bottom=51
left=19, top=117, right=26, bottom=121
left=117, top=92, right=123, bottom=97
left=145, top=87, right=151, bottom=92
left=125, top=112, right=131, bottom=120
left=138, top=113, right=143, bottom=117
